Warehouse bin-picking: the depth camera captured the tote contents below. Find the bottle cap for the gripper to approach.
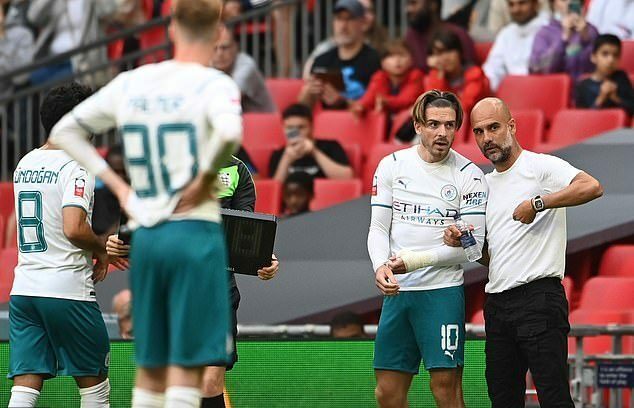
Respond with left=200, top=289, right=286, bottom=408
left=453, top=213, right=461, bottom=220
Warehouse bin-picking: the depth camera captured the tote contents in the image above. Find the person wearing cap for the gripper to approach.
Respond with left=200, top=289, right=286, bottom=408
left=298, top=0, right=381, bottom=110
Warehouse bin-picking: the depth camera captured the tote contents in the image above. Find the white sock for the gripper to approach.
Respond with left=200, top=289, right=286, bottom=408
left=9, top=386, right=40, bottom=407
left=79, top=378, right=110, bottom=407
left=165, top=386, right=201, bottom=408
left=132, top=388, right=165, bottom=408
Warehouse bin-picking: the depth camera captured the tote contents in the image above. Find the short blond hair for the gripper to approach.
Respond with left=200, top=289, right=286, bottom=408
left=173, top=0, right=223, bottom=41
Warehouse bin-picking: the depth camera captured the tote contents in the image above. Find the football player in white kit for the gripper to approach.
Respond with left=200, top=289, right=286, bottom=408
left=368, top=90, right=487, bottom=408
left=49, top=1, right=242, bottom=407
left=8, top=83, right=116, bottom=408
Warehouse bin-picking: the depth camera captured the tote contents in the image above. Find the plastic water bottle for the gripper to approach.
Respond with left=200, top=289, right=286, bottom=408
left=453, top=214, right=481, bottom=262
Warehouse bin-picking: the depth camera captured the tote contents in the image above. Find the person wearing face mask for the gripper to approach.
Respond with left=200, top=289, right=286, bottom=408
left=529, top=0, right=598, bottom=81
left=425, top=29, right=491, bottom=115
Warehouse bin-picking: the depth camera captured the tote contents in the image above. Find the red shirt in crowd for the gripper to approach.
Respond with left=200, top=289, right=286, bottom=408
left=357, top=68, right=425, bottom=113
left=424, top=65, right=491, bottom=114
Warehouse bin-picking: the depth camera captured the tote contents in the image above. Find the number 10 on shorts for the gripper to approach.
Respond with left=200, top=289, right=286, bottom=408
left=441, top=324, right=459, bottom=360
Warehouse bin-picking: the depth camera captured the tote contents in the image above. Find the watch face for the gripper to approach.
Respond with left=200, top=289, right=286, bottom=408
left=535, top=199, right=544, bottom=211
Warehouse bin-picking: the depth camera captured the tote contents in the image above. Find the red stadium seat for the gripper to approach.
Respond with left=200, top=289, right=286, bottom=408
left=388, top=110, right=413, bottom=143
left=562, top=276, right=573, bottom=304
left=314, top=111, right=386, bottom=156
left=577, top=277, right=634, bottom=310
left=470, top=309, right=484, bottom=324
left=496, top=75, right=571, bottom=124
left=475, top=42, right=493, bottom=65
left=5, top=218, right=16, bottom=249
left=629, top=73, right=634, bottom=88
left=511, top=109, right=545, bottom=149
left=244, top=145, right=277, bottom=178
left=362, top=144, right=409, bottom=194
left=265, top=78, right=304, bottom=112
left=451, top=144, right=488, bottom=164
left=0, top=248, right=17, bottom=302
left=243, top=113, right=285, bottom=150
left=462, top=109, right=545, bottom=152
left=0, top=182, right=13, bottom=221
left=598, top=245, right=634, bottom=277
left=254, top=179, right=282, bottom=216
left=0, top=215, right=4, bottom=249
left=621, top=40, right=634, bottom=73
left=569, top=309, right=631, bottom=354
left=310, top=179, right=363, bottom=211
left=539, top=109, right=627, bottom=150
left=342, top=144, right=362, bottom=177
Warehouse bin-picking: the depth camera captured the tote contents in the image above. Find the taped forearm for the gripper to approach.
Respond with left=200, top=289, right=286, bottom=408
left=398, top=245, right=470, bottom=272
left=50, top=114, right=109, bottom=176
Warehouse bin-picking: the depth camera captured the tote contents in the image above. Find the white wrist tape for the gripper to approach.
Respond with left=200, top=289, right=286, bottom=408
left=397, top=249, right=438, bottom=272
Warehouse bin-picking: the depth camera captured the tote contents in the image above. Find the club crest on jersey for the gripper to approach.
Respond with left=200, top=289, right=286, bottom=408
left=74, top=178, right=85, bottom=197
left=441, top=184, right=458, bottom=201
left=219, top=172, right=232, bottom=187
left=371, top=175, right=378, bottom=196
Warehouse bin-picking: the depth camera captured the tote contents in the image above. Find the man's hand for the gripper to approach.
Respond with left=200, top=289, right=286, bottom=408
left=375, top=265, right=399, bottom=296
left=443, top=224, right=463, bottom=247
left=306, top=76, right=324, bottom=96
left=257, top=255, right=279, bottom=280
left=387, top=255, right=407, bottom=274
left=297, top=137, right=315, bottom=156
left=513, top=199, right=537, bottom=224
left=92, top=253, right=109, bottom=282
left=562, top=14, right=576, bottom=39
left=321, top=82, right=343, bottom=106
left=350, top=102, right=364, bottom=118
left=106, top=234, right=130, bottom=257
left=283, top=138, right=304, bottom=161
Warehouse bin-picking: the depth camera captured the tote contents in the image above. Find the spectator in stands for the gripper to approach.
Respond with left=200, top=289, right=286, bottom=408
left=576, top=34, right=634, bottom=115
left=27, top=0, right=118, bottom=86
left=351, top=39, right=424, bottom=117
left=298, top=0, right=381, bottom=109
left=212, top=24, right=276, bottom=113
left=486, top=0, right=549, bottom=35
left=483, top=0, right=549, bottom=91
left=528, top=0, right=598, bottom=81
left=302, top=0, right=388, bottom=79
left=405, top=0, right=477, bottom=71
left=112, top=289, right=133, bottom=340
left=0, top=0, right=33, bottom=95
left=282, top=171, right=314, bottom=217
left=425, top=29, right=491, bottom=114
left=270, top=104, right=353, bottom=182
left=586, top=0, right=634, bottom=40
left=330, top=311, right=366, bottom=338
left=92, top=145, right=127, bottom=238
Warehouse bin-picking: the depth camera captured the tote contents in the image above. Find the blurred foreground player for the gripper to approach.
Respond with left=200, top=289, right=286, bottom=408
left=106, top=154, right=280, bottom=408
left=9, top=83, right=119, bottom=407
left=50, top=0, right=242, bottom=406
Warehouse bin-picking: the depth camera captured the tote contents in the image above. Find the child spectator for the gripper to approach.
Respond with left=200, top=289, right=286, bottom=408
left=424, top=29, right=491, bottom=115
left=351, top=39, right=424, bottom=117
left=576, top=34, right=634, bottom=115
left=282, top=172, right=314, bottom=217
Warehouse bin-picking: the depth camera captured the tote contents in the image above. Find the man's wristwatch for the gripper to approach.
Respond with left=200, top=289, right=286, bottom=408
left=531, top=196, right=546, bottom=212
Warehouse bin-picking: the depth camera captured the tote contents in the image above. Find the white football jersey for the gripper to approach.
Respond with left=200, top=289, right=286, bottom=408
left=11, top=149, right=96, bottom=301
left=371, top=147, right=488, bottom=290
left=70, top=61, right=242, bottom=225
